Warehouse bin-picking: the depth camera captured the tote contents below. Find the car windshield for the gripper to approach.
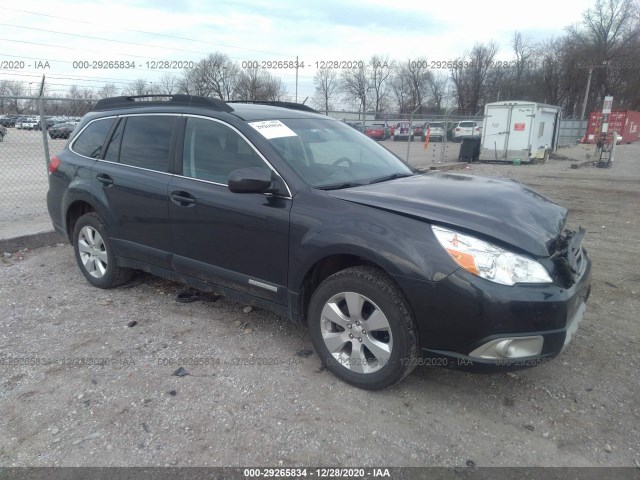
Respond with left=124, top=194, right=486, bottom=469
left=265, top=118, right=413, bottom=189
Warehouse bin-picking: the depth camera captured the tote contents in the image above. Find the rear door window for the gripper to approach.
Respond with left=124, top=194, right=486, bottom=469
left=119, top=116, right=176, bottom=172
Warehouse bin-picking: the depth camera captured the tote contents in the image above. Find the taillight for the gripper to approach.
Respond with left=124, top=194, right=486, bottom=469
left=49, top=156, right=61, bottom=174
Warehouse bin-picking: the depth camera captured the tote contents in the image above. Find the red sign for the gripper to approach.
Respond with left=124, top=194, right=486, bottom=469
left=514, top=123, right=525, bottom=131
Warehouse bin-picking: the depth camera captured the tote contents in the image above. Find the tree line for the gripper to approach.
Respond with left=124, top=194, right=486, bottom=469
left=313, top=0, right=640, bottom=117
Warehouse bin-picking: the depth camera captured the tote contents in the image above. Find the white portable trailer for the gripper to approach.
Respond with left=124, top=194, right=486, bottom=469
left=480, top=101, right=562, bottom=163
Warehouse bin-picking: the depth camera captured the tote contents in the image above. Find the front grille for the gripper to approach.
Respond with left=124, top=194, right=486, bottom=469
left=550, top=227, right=586, bottom=288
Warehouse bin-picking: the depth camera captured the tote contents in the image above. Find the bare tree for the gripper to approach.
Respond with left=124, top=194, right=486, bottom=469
left=155, top=74, right=179, bottom=95
left=184, top=53, right=240, bottom=100
left=0, top=80, right=9, bottom=114
left=566, top=0, right=640, bottom=110
left=427, top=73, right=448, bottom=112
left=340, top=64, right=371, bottom=115
left=233, top=68, right=286, bottom=101
left=6, top=81, right=26, bottom=113
left=124, top=79, right=153, bottom=96
left=399, top=57, right=432, bottom=113
left=98, top=83, right=119, bottom=98
left=263, top=75, right=288, bottom=101
left=390, top=65, right=411, bottom=113
left=312, top=68, right=339, bottom=114
left=369, top=55, right=393, bottom=115
left=65, top=85, right=95, bottom=115
left=450, top=42, right=498, bottom=113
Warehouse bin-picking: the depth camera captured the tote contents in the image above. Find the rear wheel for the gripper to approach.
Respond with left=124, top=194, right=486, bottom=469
left=73, top=212, right=132, bottom=288
left=308, top=266, right=419, bottom=390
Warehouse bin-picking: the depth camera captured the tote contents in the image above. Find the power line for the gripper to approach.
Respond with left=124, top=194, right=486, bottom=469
left=0, top=38, right=176, bottom=60
left=0, top=23, right=219, bottom=57
left=4, top=8, right=293, bottom=58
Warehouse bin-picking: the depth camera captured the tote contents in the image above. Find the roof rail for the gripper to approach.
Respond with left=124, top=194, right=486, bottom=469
left=93, top=95, right=234, bottom=113
left=228, top=100, right=318, bottom=113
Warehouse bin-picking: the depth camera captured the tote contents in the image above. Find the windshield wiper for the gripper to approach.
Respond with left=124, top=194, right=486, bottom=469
left=367, top=172, right=416, bottom=185
left=320, top=181, right=366, bottom=190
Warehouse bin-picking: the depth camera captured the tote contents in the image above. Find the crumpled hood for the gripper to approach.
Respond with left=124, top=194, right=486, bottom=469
left=327, top=173, right=567, bottom=257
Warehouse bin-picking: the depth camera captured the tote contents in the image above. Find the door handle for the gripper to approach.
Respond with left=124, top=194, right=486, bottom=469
left=170, top=191, right=196, bottom=207
left=96, top=173, right=114, bottom=187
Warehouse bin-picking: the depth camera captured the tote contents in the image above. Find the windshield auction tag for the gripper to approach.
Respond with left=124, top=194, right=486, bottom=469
left=248, top=120, right=297, bottom=139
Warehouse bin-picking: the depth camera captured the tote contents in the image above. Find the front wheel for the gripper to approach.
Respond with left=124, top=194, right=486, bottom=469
left=308, top=266, right=419, bottom=390
left=73, top=212, right=132, bottom=288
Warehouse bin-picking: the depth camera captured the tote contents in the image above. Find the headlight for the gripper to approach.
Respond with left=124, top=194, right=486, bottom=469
left=432, top=226, right=552, bottom=286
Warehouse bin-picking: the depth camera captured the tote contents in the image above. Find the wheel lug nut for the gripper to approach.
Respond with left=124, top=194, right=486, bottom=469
left=347, top=324, right=352, bottom=329
left=358, top=338, right=363, bottom=342
left=349, top=334, right=353, bottom=338
left=362, top=330, right=366, bottom=334
left=355, top=321, right=360, bottom=326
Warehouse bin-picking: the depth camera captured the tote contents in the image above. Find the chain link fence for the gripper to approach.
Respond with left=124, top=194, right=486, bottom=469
left=0, top=96, right=91, bottom=239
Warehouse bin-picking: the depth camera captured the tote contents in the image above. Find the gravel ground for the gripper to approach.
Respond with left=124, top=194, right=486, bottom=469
left=1, top=143, right=639, bottom=468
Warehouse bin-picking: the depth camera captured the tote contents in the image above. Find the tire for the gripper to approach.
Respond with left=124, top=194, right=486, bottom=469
left=308, top=266, right=419, bottom=390
left=73, top=212, right=132, bottom=288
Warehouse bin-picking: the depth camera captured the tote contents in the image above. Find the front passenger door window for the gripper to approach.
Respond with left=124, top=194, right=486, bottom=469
left=182, top=117, right=267, bottom=183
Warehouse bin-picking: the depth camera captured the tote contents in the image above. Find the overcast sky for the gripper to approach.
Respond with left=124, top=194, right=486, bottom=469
left=1, top=0, right=595, bottom=102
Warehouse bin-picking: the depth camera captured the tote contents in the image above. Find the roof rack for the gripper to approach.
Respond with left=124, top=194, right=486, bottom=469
left=93, top=94, right=234, bottom=113
left=228, top=100, right=318, bottom=113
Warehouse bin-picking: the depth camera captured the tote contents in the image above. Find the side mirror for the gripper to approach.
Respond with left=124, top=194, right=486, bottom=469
left=228, top=167, right=275, bottom=194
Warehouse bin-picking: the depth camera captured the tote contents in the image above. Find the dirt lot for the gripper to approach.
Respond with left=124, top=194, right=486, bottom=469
left=1, top=142, right=639, bottom=469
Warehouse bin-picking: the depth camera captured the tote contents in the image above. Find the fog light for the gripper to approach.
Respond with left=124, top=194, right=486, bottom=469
left=469, top=336, right=543, bottom=360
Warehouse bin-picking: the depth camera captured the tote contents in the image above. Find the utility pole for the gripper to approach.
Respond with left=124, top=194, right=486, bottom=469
left=579, top=62, right=608, bottom=121
left=579, top=67, right=593, bottom=122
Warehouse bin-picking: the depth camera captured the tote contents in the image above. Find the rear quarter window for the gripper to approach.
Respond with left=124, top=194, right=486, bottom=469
left=71, top=118, right=115, bottom=158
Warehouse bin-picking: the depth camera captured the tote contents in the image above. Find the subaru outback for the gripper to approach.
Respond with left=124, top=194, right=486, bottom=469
left=47, top=95, right=592, bottom=390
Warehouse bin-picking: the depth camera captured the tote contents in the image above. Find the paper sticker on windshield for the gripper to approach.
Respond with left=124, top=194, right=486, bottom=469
left=249, top=120, right=297, bottom=139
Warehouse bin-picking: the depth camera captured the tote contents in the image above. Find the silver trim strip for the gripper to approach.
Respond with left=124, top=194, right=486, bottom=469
left=248, top=279, right=278, bottom=293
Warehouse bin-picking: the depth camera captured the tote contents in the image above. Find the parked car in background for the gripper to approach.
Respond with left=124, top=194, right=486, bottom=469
left=48, top=122, right=77, bottom=139
left=412, top=123, right=425, bottom=139
left=422, top=122, right=445, bottom=142
left=16, top=117, right=39, bottom=130
left=453, top=120, right=481, bottom=141
left=0, top=125, right=6, bottom=141
left=365, top=123, right=386, bottom=141
left=372, top=122, right=390, bottom=139
left=13, top=116, right=29, bottom=129
left=0, top=116, right=18, bottom=127
left=33, top=119, right=56, bottom=131
left=392, top=121, right=412, bottom=141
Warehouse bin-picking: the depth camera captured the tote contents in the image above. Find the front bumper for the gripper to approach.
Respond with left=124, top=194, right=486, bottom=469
left=395, top=251, right=592, bottom=372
